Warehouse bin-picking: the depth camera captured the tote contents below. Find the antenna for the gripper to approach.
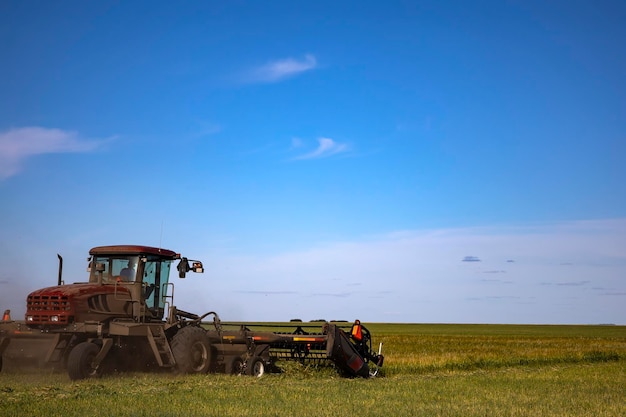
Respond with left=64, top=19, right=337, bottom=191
left=159, top=220, right=164, bottom=252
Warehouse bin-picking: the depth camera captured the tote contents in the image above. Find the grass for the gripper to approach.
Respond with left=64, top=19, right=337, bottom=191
left=1, top=323, right=625, bottom=416
left=365, top=323, right=625, bottom=376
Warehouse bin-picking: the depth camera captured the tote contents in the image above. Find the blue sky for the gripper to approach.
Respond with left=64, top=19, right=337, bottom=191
left=1, top=1, right=624, bottom=324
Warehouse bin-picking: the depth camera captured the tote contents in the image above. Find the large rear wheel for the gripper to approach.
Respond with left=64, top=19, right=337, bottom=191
left=170, top=326, right=212, bottom=374
left=67, top=342, right=101, bottom=380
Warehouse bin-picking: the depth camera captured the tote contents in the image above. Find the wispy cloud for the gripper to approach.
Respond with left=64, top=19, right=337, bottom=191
left=177, top=218, right=626, bottom=323
left=468, top=295, right=522, bottom=301
left=193, top=121, right=222, bottom=138
left=310, top=292, right=353, bottom=298
left=481, top=278, right=514, bottom=284
left=246, top=54, right=317, bottom=83
left=0, top=127, right=107, bottom=179
left=555, top=280, right=591, bottom=287
left=234, top=290, right=297, bottom=295
left=293, top=137, right=349, bottom=160
left=290, top=137, right=304, bottom=149
left=541, top=280, right=592, bottom=287
left=462, top=256, right=482, bottom=262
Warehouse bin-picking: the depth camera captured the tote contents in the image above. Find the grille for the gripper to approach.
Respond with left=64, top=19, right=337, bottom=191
left=26, top=294, right=72, bottom=324
left=27, top=294, right=71, bottom=311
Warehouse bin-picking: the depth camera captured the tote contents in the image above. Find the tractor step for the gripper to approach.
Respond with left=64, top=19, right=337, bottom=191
left=146, top=326, right=175, bottom=367
left=45, top=333, right=73, bottom=366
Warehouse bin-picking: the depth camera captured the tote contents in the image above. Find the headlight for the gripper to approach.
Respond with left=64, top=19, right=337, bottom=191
left=50, top=315, right=59, bottom=322
left=26, top=316, right=34, bottom=321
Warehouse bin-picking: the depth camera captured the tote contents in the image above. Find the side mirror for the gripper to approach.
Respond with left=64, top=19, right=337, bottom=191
left=177, top=258, right=190, bottom=278
left=192, top=261, right=204, bottom=273
left=176, top=258, right=204, bottom=278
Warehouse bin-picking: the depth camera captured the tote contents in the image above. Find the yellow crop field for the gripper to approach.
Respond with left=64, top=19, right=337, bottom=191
left=1, top=323, right=624, bottom=417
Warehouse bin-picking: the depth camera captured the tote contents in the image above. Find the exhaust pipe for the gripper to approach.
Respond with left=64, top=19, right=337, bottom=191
left=57, top=254, right=63, bottom=286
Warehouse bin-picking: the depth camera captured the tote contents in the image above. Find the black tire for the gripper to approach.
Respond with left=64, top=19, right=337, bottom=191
left=0, top=355, right=3, bottom=373
left=225, top=356, right=244, bottom=375
left=67, top=342, right=101, bottom=380
left=170, top=326, right=212, bottom=374
left=245, top=356, right=265, bottom=377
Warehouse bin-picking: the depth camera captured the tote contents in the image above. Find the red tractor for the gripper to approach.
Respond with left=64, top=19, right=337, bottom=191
left=0, top=245, right=383, bottom=379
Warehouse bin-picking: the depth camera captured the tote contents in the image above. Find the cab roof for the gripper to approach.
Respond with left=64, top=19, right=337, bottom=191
left=89, top=245, right=179, bottom=259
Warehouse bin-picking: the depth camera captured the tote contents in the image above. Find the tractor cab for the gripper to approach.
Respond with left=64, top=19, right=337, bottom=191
left=86, top=245, right=204, bottom=322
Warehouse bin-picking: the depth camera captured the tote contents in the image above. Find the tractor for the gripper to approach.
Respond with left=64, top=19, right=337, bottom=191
left=0, top=245, right=383, bottom=379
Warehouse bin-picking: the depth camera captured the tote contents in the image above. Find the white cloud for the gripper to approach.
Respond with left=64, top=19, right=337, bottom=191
left=293, top=137, right=349, bottom=160
left=0, top=127, right=106, bottom=179
left=194, top=121, right=222, bottom=138
left=290, top=137, right=304, bottom=149
left=177, top=219, right=626, bottom=324
left=247, top=54, right=317, bottom=83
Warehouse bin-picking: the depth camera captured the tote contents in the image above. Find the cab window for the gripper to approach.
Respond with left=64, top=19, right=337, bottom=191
left=142, top=259, right=172, bottom=311
left=89, top=256, right=139, bottom=283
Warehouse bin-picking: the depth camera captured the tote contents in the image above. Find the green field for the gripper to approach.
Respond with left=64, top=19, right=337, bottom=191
left=1, top=323, right=624, bottom=417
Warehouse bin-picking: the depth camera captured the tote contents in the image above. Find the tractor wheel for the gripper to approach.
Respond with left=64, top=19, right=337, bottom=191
left=67, top=342, right=101, bottom=380
left=0, top=355, right=3, bottom=372
left=170, top=326, right=212, bottom=374
left=245, top=356, right=265, bottom=377
left=225, top=356, right=244, bottom=375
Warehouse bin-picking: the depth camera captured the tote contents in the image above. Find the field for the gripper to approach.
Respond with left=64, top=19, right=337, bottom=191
left=1, top=323, right=624, bottom=416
